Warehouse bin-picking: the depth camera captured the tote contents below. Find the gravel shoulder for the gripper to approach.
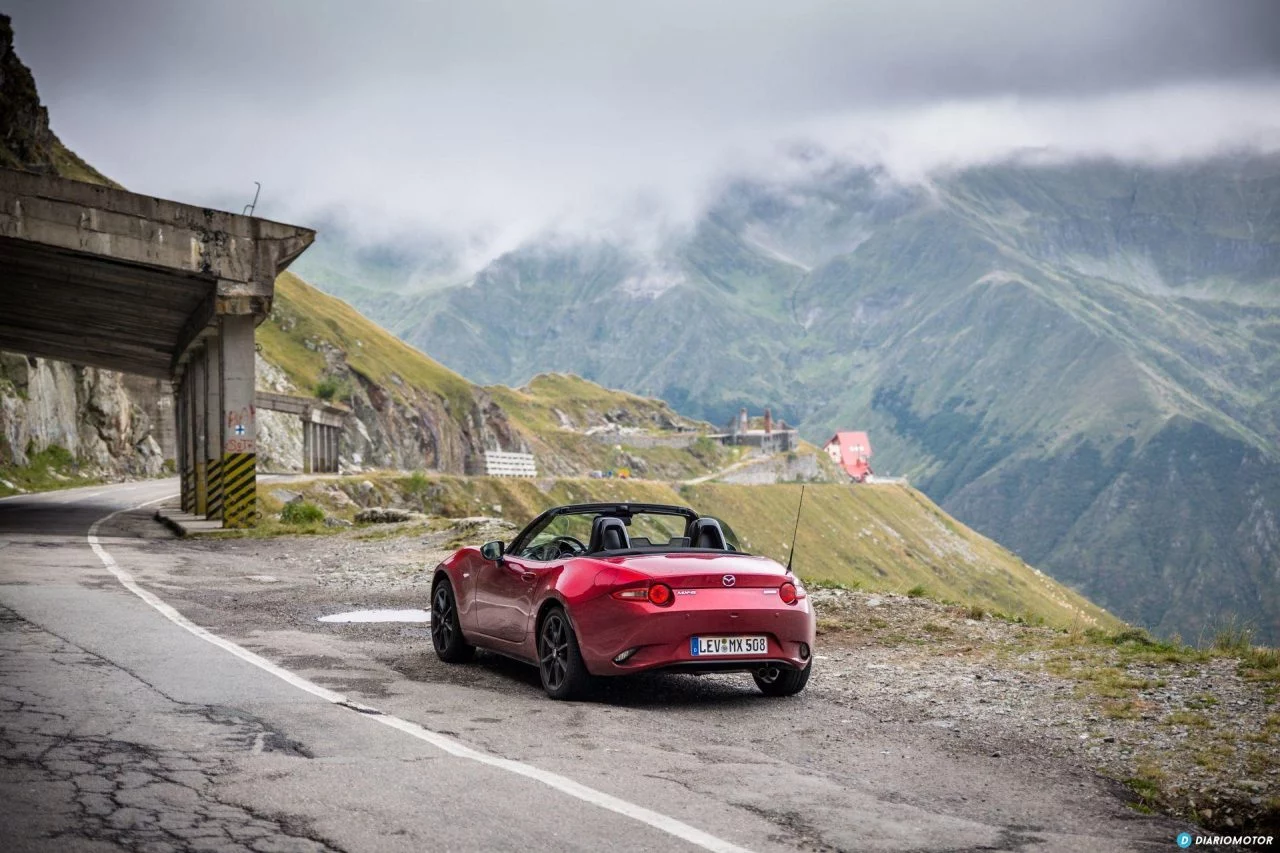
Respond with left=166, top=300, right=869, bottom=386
left=102, top=509, right=1280, bottom=849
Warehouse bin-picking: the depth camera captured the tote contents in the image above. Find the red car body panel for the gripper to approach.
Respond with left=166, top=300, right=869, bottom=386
left=435, top=546, right=816, bottom=677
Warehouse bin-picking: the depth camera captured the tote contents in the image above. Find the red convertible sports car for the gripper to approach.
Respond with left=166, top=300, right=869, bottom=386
left=429, top=502, right=816, bottom=699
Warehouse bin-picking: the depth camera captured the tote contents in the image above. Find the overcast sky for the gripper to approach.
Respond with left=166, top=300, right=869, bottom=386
left=8, top=0, right=1280, bottom=252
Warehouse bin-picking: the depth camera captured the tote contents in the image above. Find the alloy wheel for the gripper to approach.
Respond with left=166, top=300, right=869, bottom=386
left=431, top=584, right=455, bottom=651
left=540, top=613, right=570, bottom=691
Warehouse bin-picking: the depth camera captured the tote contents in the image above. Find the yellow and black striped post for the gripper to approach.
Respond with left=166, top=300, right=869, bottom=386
left=206, top=457, right=223, bottom=520
left=221, top=452, right=256, bottom=528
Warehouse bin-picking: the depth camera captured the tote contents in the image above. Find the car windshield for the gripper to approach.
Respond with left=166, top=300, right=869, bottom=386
left=514, top=507, right=735, bottom=561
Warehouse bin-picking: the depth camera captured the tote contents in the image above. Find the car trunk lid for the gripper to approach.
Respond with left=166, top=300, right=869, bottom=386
left=602, top=552, right=788, bottom=588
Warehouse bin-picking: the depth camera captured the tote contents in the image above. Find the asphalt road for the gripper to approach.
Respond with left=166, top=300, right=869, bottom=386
left=0, top=479, right=1188, bottom=852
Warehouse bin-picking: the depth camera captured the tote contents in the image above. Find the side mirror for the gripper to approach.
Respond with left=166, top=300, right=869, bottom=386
left=480, top=541, right=505, bottom=562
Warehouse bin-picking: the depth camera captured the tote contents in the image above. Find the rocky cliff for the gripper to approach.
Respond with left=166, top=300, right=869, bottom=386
left=0, top=353, right=171, bottom=479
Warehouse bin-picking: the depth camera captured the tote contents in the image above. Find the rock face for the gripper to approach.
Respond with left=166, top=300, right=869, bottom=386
left=0, top=353, right=171, bottom=477
left=343, top=368, right=521, bottom=475
left=251, top=352, right=526, bottom=476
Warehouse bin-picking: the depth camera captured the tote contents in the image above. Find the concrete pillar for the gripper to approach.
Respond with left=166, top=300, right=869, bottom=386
left=185, top=372, right=199, bottom=514
left=156, top=381, right=176, bottom=469
left=219, top=315, right=257, bottom=528
left=302, top=420, right=314, bottom=474
left=204, top=337, right=223, bottom=520
left=323, top=425, right=333, bottom=473
left=331, top=425, right=340, bottom=473
left=191, top=350, right=208, bottom=516
left=177, top=377, right=193, bottom=513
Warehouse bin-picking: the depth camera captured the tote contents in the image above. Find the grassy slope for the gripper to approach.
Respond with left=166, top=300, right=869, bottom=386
left=261, top=271, right=480, bottom=415
left=261, top=473, right=1117, bottom=631
left=261, top=273, right=733, bottom=479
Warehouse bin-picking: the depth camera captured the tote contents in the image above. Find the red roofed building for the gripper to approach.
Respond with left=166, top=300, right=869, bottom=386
left=824, top=431, right=873, bottom=482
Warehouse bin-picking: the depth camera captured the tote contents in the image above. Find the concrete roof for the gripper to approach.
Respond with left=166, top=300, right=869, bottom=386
left=0, top=168, right=314, bottom=378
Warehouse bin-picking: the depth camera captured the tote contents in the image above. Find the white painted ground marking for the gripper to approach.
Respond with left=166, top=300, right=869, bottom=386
left=318, top=609, right=431, bottom=623
left=88, top=496, right=753, bottom=853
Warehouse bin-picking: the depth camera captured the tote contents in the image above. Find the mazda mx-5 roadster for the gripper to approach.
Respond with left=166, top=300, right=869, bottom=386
left=429, top=502, right=816, bottom=699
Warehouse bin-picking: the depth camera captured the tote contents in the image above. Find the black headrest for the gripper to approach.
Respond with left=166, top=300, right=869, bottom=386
left=588, top=516, right=630, bottom=553
left=688, top=517, right=727, bottom=550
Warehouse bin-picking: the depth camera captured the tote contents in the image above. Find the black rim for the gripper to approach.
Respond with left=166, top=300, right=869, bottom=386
left=539, top=613, right=570, bottom=691
left=757, top=665, right=781, bottom=684
left=431, top=584, right=455, bottom=651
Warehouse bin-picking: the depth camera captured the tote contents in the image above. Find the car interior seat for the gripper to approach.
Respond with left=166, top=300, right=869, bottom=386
left=687, top=517, right=728, bottom=550
left=588, top=516, right=631, bottom=552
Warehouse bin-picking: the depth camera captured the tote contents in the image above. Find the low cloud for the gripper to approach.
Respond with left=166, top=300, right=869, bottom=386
left=8, top=0, right=1280, bottom=263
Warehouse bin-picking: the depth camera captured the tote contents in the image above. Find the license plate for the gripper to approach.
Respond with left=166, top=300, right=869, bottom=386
left=690, top=635, right=768, bottom=656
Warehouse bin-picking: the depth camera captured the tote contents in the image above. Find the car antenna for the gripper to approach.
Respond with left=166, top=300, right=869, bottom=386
left=785, top=485, right=805, bottom=574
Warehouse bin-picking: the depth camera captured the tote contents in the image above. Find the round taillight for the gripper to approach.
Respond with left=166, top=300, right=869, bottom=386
left=648, top=583, right=674, bottom=607
left=779, top=582, right=798, bottom=605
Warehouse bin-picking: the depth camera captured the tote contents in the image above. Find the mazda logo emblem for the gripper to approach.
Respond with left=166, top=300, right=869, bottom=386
left=722, top=575, right=736, bottom=587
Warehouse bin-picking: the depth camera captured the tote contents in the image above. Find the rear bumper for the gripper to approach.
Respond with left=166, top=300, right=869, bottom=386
left=573, top=590, right=816, bottom=677
left=653, top=658, right=806, bottom=675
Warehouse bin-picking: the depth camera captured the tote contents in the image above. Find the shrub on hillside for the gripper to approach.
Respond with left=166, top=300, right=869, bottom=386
left=315, top=376, right=353, bottom=402
left=280, top=500, right=324, bottom=525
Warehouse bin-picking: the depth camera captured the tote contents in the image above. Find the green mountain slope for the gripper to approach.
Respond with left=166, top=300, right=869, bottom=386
left=272, top=472, right=1117, bottom=631
left=313, top=157, right=1280, bottom=644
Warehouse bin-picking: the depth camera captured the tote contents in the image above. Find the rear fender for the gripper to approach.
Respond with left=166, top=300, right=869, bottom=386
left=533, top=593, right=572, bottom=642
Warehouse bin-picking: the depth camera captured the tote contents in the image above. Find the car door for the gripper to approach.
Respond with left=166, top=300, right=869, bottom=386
left=477, top=554, right=550, bottom=642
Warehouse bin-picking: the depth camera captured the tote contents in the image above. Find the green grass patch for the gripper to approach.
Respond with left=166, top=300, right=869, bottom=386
left=1164, top=710, right=1212, bottom=728
left=280, top=501, right=325, bottom=525
left=1210, top=615, right=1255, bottom=654
left=0, top=444, right=103, bottom=496
left=809, top=578, right=862, bottom=591
left=1126, top=762, right=1167, bottom=813
left=1101, top=699, right=1144, bottom=720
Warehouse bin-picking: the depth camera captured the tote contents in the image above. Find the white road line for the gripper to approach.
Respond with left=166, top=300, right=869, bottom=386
left=88, top=496, right=753, bottom=853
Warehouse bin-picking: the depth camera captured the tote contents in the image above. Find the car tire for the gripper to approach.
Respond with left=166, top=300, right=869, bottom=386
left=431, top=577, right=474, bottom=663
left=753, top=662, right=811, bottom=697
left=537, top=606, right=591, bottom=700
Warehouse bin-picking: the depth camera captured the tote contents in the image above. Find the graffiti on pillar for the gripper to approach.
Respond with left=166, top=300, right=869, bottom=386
left=225, top=405, right=256, bottom=453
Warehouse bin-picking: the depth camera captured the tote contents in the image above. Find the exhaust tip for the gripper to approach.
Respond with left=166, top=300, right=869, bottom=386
left=798, top=643, right=810, bottom=660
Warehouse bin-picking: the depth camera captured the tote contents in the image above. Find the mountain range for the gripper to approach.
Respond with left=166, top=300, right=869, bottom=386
left=294, top=153, right=1280, bottom=644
